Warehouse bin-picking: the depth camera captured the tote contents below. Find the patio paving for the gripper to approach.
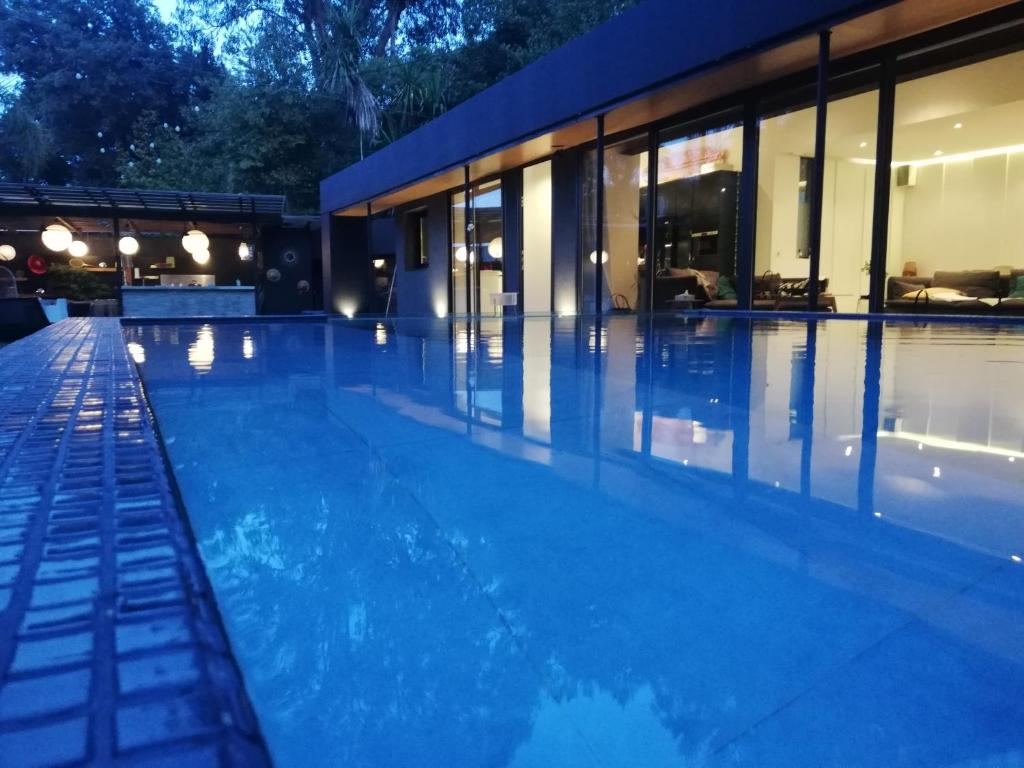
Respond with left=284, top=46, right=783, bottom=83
left=0, top=319, right=268, bottom=767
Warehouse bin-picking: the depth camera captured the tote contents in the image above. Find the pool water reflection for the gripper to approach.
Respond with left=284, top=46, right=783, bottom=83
left=125, top=316, right=1024, bottom=768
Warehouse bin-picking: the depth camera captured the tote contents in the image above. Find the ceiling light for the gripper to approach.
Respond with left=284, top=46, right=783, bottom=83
left=41, top=223, right=73, bottom=252
left=933, top=150, right=943, bottom=157
left=454, top=246, right=468, bottom=263
left=67, top=240, right=89, bottom=258
left=192, top=248, right=210, bottom=265
left=118, top=235, right=140, bottom=256
left=953, top=122, right=963, bottom=129
left=859, top=141, right=868, bottom=148
left=589, top=250, right=609, bottom=264
left=0, top=244, right=15, bottom=261
left=373, top=258, right=385, bottom=269
left=238, top=242, right=252, bottom=261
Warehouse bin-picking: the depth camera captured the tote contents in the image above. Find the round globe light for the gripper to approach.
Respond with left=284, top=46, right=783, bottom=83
left=238, top=242, right=251, bottom=261
left=488, top=237, right=503, bottom=259
left=181, top=229, right=209, bottom=255
left=41, top=224, right=73, bottom=252
left=0, top=244, right=15, bottom=261
left=68, top=240, right=89, bottom=258
left=589, top=250, right=609, bottom=265
left=118, top=235, right=140, bottom=256
left=455, top=246, right=468, bottom=263
left=372, top=258, right=385, bottom=270
left=192, top=248, right=211, bottom=265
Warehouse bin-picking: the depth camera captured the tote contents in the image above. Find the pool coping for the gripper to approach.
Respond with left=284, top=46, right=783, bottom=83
left=0, top=319, right=271, bottom=766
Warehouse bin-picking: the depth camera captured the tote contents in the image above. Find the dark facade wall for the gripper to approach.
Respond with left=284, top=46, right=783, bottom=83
left=390, top=192, right=450, bottom=317
left=551, top=150, right=580, bottom=315
left=321, top=0, right=892, bottom=213
left=259, top=224, right=320, bottom=314
left=322, top=214, right=373, bottom=315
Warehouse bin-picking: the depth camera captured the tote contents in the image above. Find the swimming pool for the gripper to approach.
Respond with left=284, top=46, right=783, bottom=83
left=125, top=315, right=1024, bottom=768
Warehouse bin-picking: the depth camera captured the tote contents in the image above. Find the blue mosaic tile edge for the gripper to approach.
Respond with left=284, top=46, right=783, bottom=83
left=0, top=319, right=271, bottom=767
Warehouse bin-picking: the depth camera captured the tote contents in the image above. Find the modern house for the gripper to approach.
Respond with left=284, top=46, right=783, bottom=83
left=319, top=0, right=1024, bottom=318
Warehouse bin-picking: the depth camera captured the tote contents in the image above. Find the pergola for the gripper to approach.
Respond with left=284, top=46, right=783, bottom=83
left=0, top=183, right=287, bottom=286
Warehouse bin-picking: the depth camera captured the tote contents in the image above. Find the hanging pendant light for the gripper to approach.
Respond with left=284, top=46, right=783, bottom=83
left=0, top=244, right=15, bottom=261
left=68, top=240, right=90, bottom=258
left=118, top=235, right=140, bottom=256
left=181, top=229, right=209, bottom=255
left=41, top=223, right=73, bottom=252
left=192, top=248, right=211, bottom=265
left=488, top=237, right=503, bottom=259
left=238, top=241, right=252, bottom=261
left=589, top=250, right=609, bottom=264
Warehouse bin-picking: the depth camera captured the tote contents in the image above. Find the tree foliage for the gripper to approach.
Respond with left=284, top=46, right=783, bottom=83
left=0, top=0, right=639, bottom=210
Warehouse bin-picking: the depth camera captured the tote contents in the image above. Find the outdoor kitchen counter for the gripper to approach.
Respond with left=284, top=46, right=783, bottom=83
left=120, top=286, right=256, bottom=318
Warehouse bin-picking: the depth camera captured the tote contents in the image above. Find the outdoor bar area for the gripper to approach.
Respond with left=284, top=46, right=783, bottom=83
left=0, top=183, right=320, bottom=322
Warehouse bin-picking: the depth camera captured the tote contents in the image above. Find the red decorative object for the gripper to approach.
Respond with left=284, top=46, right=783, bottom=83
left=27, top=254, right=48, bottom=275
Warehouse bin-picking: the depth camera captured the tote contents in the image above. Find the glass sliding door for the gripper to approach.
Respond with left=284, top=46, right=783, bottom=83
left=885, top=49, right=1024, bottom=315
left=653, top=119, right=743, bottom=310
left=451, top=179, right=504, bottom=316
left=582, top=133, right=649, bottom=313
left=755, top=87, right=878, bottom=313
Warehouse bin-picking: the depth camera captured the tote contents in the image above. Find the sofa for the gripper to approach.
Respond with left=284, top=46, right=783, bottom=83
left=886, top=269, right=1024, bottom=314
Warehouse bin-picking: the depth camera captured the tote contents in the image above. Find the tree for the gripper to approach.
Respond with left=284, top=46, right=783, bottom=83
left=0, top=0, right=222, bottom=184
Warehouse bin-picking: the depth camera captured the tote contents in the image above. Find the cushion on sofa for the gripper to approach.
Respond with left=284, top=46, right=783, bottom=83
left=932, top=270, right=1000, bottom=298
left=1008, top=276, right=1024, bottom=299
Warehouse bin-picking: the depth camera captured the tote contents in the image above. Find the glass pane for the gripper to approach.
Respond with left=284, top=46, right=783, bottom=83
left=654, top=121, right=743, bottom=310
left=581, top=135, right=651, bottom=314
left=603, top=134, right=648, bottom=312
left=756, top=89, right=877, bottom=313
left=886, top=49, right=1024, bottom=314
left=474, top=179, right=503, bottom=314
left=451, top=180, right=503, bottom=316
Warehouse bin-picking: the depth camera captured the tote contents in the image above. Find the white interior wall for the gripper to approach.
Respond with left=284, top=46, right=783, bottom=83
left=891, top=151, right=1024, bottom=275
left=522, top=161, right=553, bottom=314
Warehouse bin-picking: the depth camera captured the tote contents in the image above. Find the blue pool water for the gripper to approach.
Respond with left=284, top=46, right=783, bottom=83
left=125, top=316, right=1024, bottom=768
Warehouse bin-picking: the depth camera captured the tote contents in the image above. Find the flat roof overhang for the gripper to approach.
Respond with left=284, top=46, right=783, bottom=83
left=322, top=0, right=1014, bottom=217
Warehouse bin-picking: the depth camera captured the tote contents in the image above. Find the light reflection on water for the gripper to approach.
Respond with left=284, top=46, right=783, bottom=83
left=126, top=315, right=1024, bottom=768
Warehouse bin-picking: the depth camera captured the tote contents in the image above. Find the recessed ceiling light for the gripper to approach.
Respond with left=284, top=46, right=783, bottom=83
left=953, top=122, right=963, bottom=129
left=933, top=150, right=944, bottom=157
left=859, top=141, right=868, bottom=148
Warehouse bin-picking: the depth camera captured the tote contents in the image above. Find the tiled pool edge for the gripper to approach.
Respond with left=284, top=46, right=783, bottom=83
left=0, top=319, right=271, bottom=766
